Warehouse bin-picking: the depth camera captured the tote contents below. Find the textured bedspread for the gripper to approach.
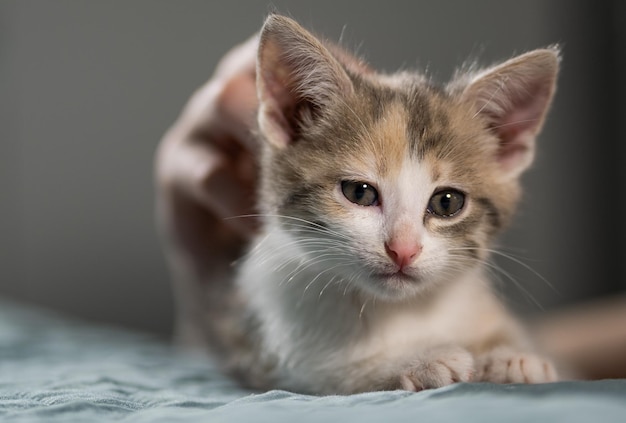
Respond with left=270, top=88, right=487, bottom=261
left=1, top=300, right=624, bottom=422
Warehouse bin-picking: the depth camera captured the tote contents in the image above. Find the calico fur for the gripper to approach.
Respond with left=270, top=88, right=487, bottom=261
left=216, top=15, right=559, bottom=394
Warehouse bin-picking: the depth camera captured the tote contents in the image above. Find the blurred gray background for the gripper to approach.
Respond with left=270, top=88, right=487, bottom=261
left=1, top=0, right=624, bottom=336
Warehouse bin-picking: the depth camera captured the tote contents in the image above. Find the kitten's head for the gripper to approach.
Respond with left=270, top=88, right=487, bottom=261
left=256, top=15, right=559, bottom=300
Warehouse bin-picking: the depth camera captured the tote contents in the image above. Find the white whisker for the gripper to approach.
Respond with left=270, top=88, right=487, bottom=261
left=490, top=118, right=538, bottom=131
left=449, top=246, right=557, bottom=293
left=359, top=300, right=368, bottom=320
left=471, top=75, right=509, bottom=119
left=446, top=251, right=544, bottom=309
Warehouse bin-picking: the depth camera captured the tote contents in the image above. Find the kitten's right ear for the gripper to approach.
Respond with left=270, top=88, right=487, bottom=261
left=460, top=48, right=560, bottom=179
left=256, top=15, right=353, bottom=148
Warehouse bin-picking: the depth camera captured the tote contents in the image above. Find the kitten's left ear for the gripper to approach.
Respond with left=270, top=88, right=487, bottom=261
left=461, top=48, right=560, bottom=179
left=256, top=14, right=354, bottom=148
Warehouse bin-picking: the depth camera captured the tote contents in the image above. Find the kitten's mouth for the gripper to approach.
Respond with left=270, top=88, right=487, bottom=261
left=361, top=267, right=425, bottom=298
left=373, top=269, right=419, bottom=284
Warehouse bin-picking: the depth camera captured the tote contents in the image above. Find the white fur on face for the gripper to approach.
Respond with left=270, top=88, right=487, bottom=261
left=319, top=153, right=460, bottom=301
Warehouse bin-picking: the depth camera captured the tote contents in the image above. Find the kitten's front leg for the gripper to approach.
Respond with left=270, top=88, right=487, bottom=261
left=396, top=346, right=475, bottom=391
left=475, top=347, right=557, bottom=384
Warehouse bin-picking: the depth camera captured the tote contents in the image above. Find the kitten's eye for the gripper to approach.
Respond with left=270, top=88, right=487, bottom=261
left=428, top=189, right=465, bottom=217
left=341, top=181, right=379, bottom=206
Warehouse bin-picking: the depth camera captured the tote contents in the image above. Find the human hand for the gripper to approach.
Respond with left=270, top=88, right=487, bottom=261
left=155, top=35, right=259, bottom=302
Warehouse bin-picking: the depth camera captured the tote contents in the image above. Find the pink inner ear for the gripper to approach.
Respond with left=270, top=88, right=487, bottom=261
left=259, top=67, right=298, bottom=147
left=261, top=103, right=293, bottom=148
left=487, top=81, right=554, bottom=176
left=492, top=113, right=535, bottom=174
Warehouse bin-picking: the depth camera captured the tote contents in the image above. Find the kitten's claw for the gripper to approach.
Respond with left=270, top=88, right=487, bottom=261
left=399, top=347, right=475, bottom=391
left=476, top=348, right=558, bottom=384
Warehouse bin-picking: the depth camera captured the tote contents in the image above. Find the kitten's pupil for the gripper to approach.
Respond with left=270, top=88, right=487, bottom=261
left=341, top=181, right=378, bottom=206
left=355, top=184, right=367, bottom=200
left=428, top=190, right=465, bottom=217
left=441, top=193, right=452, bottom=210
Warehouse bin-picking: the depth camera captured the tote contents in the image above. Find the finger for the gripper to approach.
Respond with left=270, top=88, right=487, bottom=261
left=201, top=152, right=259, bottom=239
left=172, top=75, right=258, bottom=159
left=207, top=34, right=259, bottom=152
left=213, top=34, right=259, bottom=81
left=214, top=72, right=259, bottom=152
left=157, top=136, right=258, bottom=240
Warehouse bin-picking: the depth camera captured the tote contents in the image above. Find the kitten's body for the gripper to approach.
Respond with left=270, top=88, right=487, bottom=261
left=200, top=16, right=559, bottom=394
left=239, top=242, right=527, bottom=393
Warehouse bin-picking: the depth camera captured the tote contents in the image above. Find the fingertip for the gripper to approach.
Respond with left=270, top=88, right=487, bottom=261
left=216, top=73, right=259, bottom=152
left=214, top=33, right=260, bottom=80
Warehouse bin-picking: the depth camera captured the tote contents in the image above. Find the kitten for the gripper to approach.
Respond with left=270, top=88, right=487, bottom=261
left=221, top=15, right=559, bottom=394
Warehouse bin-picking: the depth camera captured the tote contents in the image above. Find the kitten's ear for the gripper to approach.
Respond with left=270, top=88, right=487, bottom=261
left=257, top=14, right=353, bottom=148
left=461, top=48, right=560, bottom=179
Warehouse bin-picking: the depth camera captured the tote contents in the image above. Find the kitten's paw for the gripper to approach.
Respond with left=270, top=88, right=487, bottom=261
left=399, top=346, right=475, bottom=391
left=476, top=348, right=558, bottom=384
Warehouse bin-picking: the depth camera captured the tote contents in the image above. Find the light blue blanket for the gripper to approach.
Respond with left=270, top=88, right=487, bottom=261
left=1, top=300, right=624, bottom=422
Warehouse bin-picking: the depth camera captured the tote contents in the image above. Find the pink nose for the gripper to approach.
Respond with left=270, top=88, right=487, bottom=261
left=384, top=240, right=422, bottom=269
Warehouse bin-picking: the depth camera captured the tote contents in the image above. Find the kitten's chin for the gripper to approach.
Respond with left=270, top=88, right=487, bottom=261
left=362, top=271, right=428, bottom=301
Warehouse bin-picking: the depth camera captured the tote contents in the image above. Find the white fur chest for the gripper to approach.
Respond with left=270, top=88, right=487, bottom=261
left=237, top=229, right=366, bottom=365
left=236, top=228, right=505, bottom=383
